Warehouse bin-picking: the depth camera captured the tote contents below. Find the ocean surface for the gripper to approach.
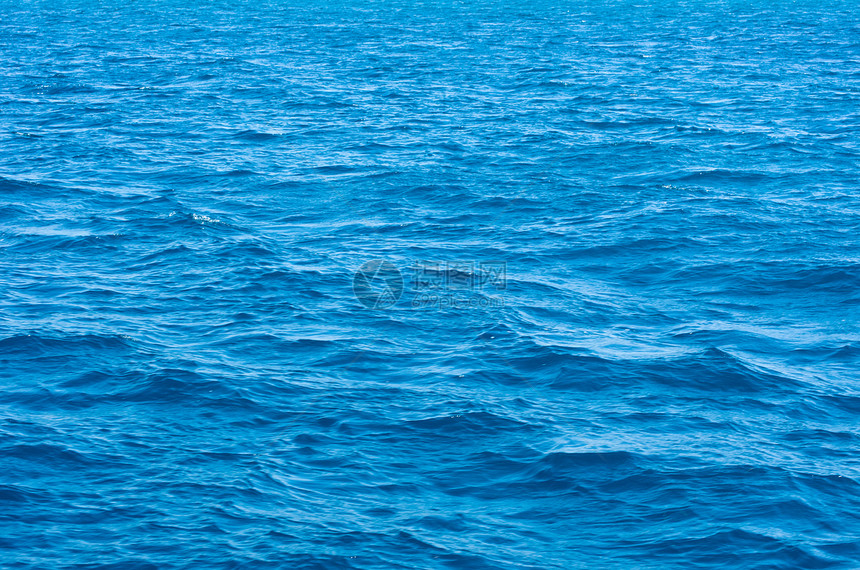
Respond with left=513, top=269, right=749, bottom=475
left=1, top=0, right=859, bottom=568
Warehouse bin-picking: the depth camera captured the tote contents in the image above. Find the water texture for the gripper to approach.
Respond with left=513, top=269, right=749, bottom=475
left=1, top=0, right=859, bottom=568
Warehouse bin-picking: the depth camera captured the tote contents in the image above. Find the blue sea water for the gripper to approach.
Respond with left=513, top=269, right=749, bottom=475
left=1, top=0, right=859, bottom=567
